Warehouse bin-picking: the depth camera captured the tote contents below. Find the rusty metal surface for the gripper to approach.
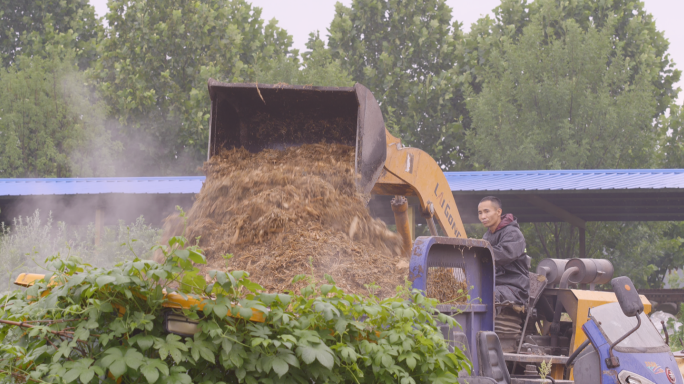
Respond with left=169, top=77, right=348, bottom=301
left=638, top=289, right=684, bottom=304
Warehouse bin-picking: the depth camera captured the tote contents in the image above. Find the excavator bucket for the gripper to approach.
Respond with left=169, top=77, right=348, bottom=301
left=207, top=79, right=387, bottom=194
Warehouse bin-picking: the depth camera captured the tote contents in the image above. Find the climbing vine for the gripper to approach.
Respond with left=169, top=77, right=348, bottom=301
left=0, top=226, right=469, bottom=383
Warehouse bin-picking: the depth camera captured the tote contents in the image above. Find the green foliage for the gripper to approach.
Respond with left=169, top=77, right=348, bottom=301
left=0, top=0, right=102, bottom=68
left=522, top=221, right=684, bottom=288
left=465, top=3, right=656, bottom=171
left=460, top=0, right=684, bottom=289
left=0, top=224, right=469, bottom=383
left=328, top=0, right=468, bottom=170
left=659, top=103, right=684, bottom=169
left=254, top=32, right=353, bottom=87
left=0, top=51, right=118, bottom=178
left=538, top=360, right=552, bottom=384
left=90, top=0, right=293, bottom=176
left=463, top=0, right=680, bottom=119
left=0, top=210, right=161, bottom=292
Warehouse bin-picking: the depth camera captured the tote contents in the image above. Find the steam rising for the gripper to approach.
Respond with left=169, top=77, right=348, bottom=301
left=0, top=210, right=161, bottom=292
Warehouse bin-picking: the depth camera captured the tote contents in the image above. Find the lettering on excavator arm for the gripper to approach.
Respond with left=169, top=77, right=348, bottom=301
left=433, top=183, right=461, bottom=237
left=373, top=129, right=467, bottom=239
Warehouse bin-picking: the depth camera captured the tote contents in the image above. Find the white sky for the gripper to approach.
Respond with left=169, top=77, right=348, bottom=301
left=89, top=0, right=683, bottom=104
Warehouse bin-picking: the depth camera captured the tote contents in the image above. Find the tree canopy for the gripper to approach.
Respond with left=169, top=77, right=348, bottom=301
left=463, top=0, right=680, bottom=118
left=328, top=0, right=468, bottom=169
left=0, top=0, right=102, bottom=68
left=465, top=4, right=656, bottom=171
left=90, top=0, right=294, bottom=175
left=253, top=32, right=353, bottom=87
left=0, top=49, right=116, bottom=178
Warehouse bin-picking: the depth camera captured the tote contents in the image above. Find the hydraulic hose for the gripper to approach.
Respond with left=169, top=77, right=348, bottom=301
left=662, top=320, right=670, bottom=345
left=422, top=202, right=439, bottom=236
left=391, top=196, right=412, bottom=257
left=563, top=339, right=591, bottom=380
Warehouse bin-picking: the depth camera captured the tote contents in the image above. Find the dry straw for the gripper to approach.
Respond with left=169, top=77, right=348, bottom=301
left=161, top=144, right=406, bottom=297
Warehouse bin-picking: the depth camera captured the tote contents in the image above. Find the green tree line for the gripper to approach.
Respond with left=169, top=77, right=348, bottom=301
left=1, top=0, right=684, bottom=287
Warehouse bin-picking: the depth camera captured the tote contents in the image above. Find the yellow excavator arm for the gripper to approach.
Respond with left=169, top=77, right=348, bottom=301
left=371, top=130, right=467, bottom=239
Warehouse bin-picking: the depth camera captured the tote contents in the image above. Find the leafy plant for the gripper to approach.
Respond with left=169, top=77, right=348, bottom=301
left=0, top=223, right=469, bottom=383
left=538, top=360, right=552, bottom=384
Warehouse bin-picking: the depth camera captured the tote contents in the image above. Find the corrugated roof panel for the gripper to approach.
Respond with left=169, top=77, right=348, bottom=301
left=1, top=169, right=683, bottom=196
left=444, top=169, right=684, bottom=192
left=0, top=177, right=206, bottom=196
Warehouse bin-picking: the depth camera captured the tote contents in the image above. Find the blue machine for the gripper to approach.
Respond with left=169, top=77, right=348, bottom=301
left=580, top=313, right=682, bottom=384
left=409, top=237, right=683, bottom=384
left=408, top=236, right=495, bottom=376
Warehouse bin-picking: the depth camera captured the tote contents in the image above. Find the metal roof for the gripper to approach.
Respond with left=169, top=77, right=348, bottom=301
left=444, top=169, right=684, bottom=192
left=2, top=169, right=683, bottom=197
left=0, top=177, right=205, bottom=196
left=3, top=169, right=684, bottom=223
left=369, top=169, right=684, bottom=224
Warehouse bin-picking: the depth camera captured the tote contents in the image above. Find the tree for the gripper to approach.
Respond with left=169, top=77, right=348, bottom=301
left=0, top=0, right=102, bottom=68
left=463, top=0, right=684, bottom=288
left=0, top=48, right=117, bottom=178
left=254, top=32, right=353, bottom=87
left=465, top=11, right=656, bottom=170
left=328, top=0, right=468, bottom=169
left=659, top=103, right=684, bottom=169
left=462, top=0, right=680, bottom=119
left=90, top=0, right=293, bottom=176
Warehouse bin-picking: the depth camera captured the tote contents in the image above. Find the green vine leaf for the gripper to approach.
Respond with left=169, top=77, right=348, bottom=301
left=140, top=358, right=170, bottom=383
left=63, top=358, right=96, bottom=383
left=100, top=348, right=127, bottom=378
left=0, top=219, right=469, bottom=383
left=155, top=333, right=189, bottom=364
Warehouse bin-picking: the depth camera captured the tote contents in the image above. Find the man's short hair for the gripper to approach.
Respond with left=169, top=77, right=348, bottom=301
left=480, top=196, right=502, bottom=210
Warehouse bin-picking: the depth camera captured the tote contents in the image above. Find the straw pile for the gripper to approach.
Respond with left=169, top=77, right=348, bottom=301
left=427, top=267, right=469, bottom=304
left=160, top=143, right=408, bottom=297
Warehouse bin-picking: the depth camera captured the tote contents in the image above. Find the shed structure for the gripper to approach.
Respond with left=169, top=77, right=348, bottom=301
left=0, top=177, right=204, bottom=235
left=2, top=169, right=683, bottom=309
left=367, top=169, right=684, bottom=259
left=2, top=169, right=684, bottom=255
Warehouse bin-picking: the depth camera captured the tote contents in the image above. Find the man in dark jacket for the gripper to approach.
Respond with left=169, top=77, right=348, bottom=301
left=478, top=196, right=530, bottom=304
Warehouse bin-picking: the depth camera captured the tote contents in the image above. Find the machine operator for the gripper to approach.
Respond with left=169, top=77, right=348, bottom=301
left=478, top=196, right=530, bottom=305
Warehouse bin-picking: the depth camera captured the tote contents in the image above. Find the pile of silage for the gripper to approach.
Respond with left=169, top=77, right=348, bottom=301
left=161, top=143, right=408, bottom=297
left=427, top=268, right=469, bottom=304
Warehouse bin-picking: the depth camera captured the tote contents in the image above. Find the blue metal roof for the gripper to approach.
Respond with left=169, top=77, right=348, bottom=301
left=1, top=169, right=684, bottom=196
left=443, top=169, right=684, bottom=192
left=0, top=177, right=206, bottom=196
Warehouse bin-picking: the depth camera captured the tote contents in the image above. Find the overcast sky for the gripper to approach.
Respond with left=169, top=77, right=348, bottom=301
left=89, top=0, right=684, bottom=104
